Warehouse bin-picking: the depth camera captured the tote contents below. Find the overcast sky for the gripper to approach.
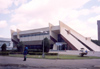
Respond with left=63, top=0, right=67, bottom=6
left=0, top=0, right=100, bottom=40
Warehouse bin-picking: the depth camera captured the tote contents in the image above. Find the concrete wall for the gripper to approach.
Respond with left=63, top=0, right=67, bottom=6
left=97, top=20, right=100, bottom=40
left=49, top=23, right=58, bottom=41
left=20, top=27, right=49, bottom=35
left=59, top=21, right=100, bottom=51
left=53, top=44, right=57, bottom=50
left=59, top=21, right=90, bottom=51
left=12, top=27, right=51, bottom=46
left=20, top=35, right=50, bottom=42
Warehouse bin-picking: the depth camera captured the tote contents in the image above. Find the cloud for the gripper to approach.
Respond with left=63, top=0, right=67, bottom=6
left=11, top=0, right=99, bottom=39
left=88, top=15, right=100, bottom=24
left=66, top=19, right=98, bottom=39
left=14, top=0, right=90, bottom=18
left=0, top=35, right=4, bottom=38
left=0, top=0, right=28, bottom=14
left=91, top=6, right=100, bottom=14
left=0, top=20, right=7, bottom=28
left=79, top=9, right=90, bottom=15
left=13, top=0, right=27, bottom=6
left=10, top=18, right=48, bottom=31
left=0, top=0, right=13, bottom=14
left=0, top=0, right=12, bottom=9
left=11, top=0, right=90, bottom=23
left=98, top=0, right=100, bottom=1
left=10, top=25, right=17, bottom=31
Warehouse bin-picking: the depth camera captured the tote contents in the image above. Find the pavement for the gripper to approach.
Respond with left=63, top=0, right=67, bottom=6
left=49, top=50, right=100, bottom=57
left=0, top=56, right=100, bottom=69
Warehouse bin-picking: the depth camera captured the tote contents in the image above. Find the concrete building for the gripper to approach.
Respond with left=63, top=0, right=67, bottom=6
left=97, top=20, right=100, bottom=41
left=11, top=21, right=100, bottom=51
left=0, top=38, right=13, bottom=50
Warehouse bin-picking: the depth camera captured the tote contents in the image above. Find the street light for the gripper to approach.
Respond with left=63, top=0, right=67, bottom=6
left=40, top=31, right=48, bottom=58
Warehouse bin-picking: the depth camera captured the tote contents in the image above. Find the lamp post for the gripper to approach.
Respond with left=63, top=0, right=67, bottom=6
left=40, top=31, right=47, bottom=58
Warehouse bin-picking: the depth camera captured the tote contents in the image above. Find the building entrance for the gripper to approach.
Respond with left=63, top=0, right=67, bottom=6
left=53, top=42, right=67, bottom=50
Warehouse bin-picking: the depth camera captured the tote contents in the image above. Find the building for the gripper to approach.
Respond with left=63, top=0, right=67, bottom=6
left=97, top=20, right=100, bottom=41
left=0, top=38, right=13, bottom=50
left=11, top=21, right=100, bottom=51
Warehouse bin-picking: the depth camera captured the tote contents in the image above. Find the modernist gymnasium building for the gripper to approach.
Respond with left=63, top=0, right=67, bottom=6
left=11, top=21, right=100, bottom=51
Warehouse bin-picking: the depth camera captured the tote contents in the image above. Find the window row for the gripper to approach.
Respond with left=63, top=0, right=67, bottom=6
left=20, top=32, right=49, bottom=38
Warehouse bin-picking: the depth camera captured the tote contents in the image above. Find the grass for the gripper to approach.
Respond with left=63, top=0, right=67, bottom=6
left=8, top=54, right=100, bottom=59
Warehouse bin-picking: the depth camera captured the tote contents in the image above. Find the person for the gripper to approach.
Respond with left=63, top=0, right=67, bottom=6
left=23, top=46, right=28, bottom=61
left=85, top=50, right=88, bottom=54
left=80, top=48, right=84, bottom=53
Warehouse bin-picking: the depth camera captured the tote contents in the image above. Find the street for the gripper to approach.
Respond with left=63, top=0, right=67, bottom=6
left=0, top=56, right=100, bottom=69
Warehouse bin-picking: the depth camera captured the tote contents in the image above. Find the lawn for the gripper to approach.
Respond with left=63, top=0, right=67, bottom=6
left=9, top=54, right=100, bottom=59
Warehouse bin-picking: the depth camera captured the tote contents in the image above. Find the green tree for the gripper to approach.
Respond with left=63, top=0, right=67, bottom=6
left=1, top=43, right=7, bottom=52
left=42, top=37, right=50, bottom=52
left=17, top=41, right=24, bottom=52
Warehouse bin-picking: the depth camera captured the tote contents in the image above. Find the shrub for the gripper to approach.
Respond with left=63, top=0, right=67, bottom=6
left=10, top=52, right=23, bottom=54
left=28, top=52, right=58, bottom=55
left=45, top=53, right=58, bottom=55
left=28, top=49, right=42, bottom=52
left=28, top=52, right=42, bottom=55
left=17, top=41, right=24, bottom=52
left=42, top=37, right=50, bottom=53
left=1, top=43, right=7, bottom=52
left=0, top=52, right=9, bottom=55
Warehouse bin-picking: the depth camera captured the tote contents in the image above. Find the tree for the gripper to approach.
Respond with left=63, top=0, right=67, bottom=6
left=42, top=37, right=50, bottom=52
left=17, top=41, right=24, bottom=52
left=1, top=43, right=7, bottom=52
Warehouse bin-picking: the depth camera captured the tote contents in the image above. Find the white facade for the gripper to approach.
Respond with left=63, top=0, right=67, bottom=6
left=11, top=21, right=100, bottom=51
left=0, top=38, right=13, bottom=50
left=59, top=21, right=100, bottom=51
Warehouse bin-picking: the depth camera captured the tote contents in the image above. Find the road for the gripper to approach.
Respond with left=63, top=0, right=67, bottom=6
left=0, top=56, right=100, bottom=69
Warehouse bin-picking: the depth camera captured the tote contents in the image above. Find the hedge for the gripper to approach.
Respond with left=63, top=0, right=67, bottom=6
left=0, top=52, right=9, bottom=55
left=28, top=52, right=58, bottom=55
left=10, top=52, right=23, bottom=54
left=28, top=49, right=42, bottom=52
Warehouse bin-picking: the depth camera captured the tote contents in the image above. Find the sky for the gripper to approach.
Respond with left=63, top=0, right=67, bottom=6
left=0, top=0, right=100, bottom=40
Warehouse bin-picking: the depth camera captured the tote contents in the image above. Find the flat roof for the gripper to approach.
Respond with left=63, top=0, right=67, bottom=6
left=0, top=38, right=11, bottom=41
left=13, top=26, right=59, bottom=35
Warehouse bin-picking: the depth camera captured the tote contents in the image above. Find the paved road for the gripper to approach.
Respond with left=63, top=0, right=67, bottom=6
left=0, top=56, right=100, bottom=69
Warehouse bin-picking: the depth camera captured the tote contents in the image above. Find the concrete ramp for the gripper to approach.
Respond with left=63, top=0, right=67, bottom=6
left=59, top=21, right=100, bottom=51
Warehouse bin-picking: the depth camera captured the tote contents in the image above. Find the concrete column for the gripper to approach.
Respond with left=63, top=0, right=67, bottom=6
left=17, top=29, right=20, bottom=40
left=97, top=20, right=100, bottom=40
left=11, top=30, right=15, bottom=39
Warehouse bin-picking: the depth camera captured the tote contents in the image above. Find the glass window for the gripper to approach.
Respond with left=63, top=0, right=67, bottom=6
left=58, top=34, right=65, bottom=42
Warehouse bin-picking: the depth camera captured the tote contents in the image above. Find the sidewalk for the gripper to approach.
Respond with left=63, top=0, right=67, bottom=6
left=49, top=50, right=100, bottom=57
left=0, top=56, right=100, bottom=69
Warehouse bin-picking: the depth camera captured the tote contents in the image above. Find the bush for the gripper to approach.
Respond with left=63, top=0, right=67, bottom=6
left=28, top=52, right=58, bottom=55
left=17, top=41, right=24, bottom=52
left=0, top=52, right=9, bottom=55
left=10, top=49, right=23, bottom=54
left=28, top=52, right=42, bottom=55
left=45, top=53, right=58, bottom=55
left=10, top=52, right=23, bottom=54
left=1, top=43, right=7, bottom=51
left=42, top=37, right=50, bottom=53
left=11, top=50, right=18, bottom=52
left=28, top=49, right=42, bottom=52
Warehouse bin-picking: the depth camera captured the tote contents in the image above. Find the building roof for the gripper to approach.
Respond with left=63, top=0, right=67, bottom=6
left=0, top=38, right=11, bottom=41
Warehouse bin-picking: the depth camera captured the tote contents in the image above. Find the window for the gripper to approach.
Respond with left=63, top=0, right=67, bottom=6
left=20, top=31, right=49, bottom=38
